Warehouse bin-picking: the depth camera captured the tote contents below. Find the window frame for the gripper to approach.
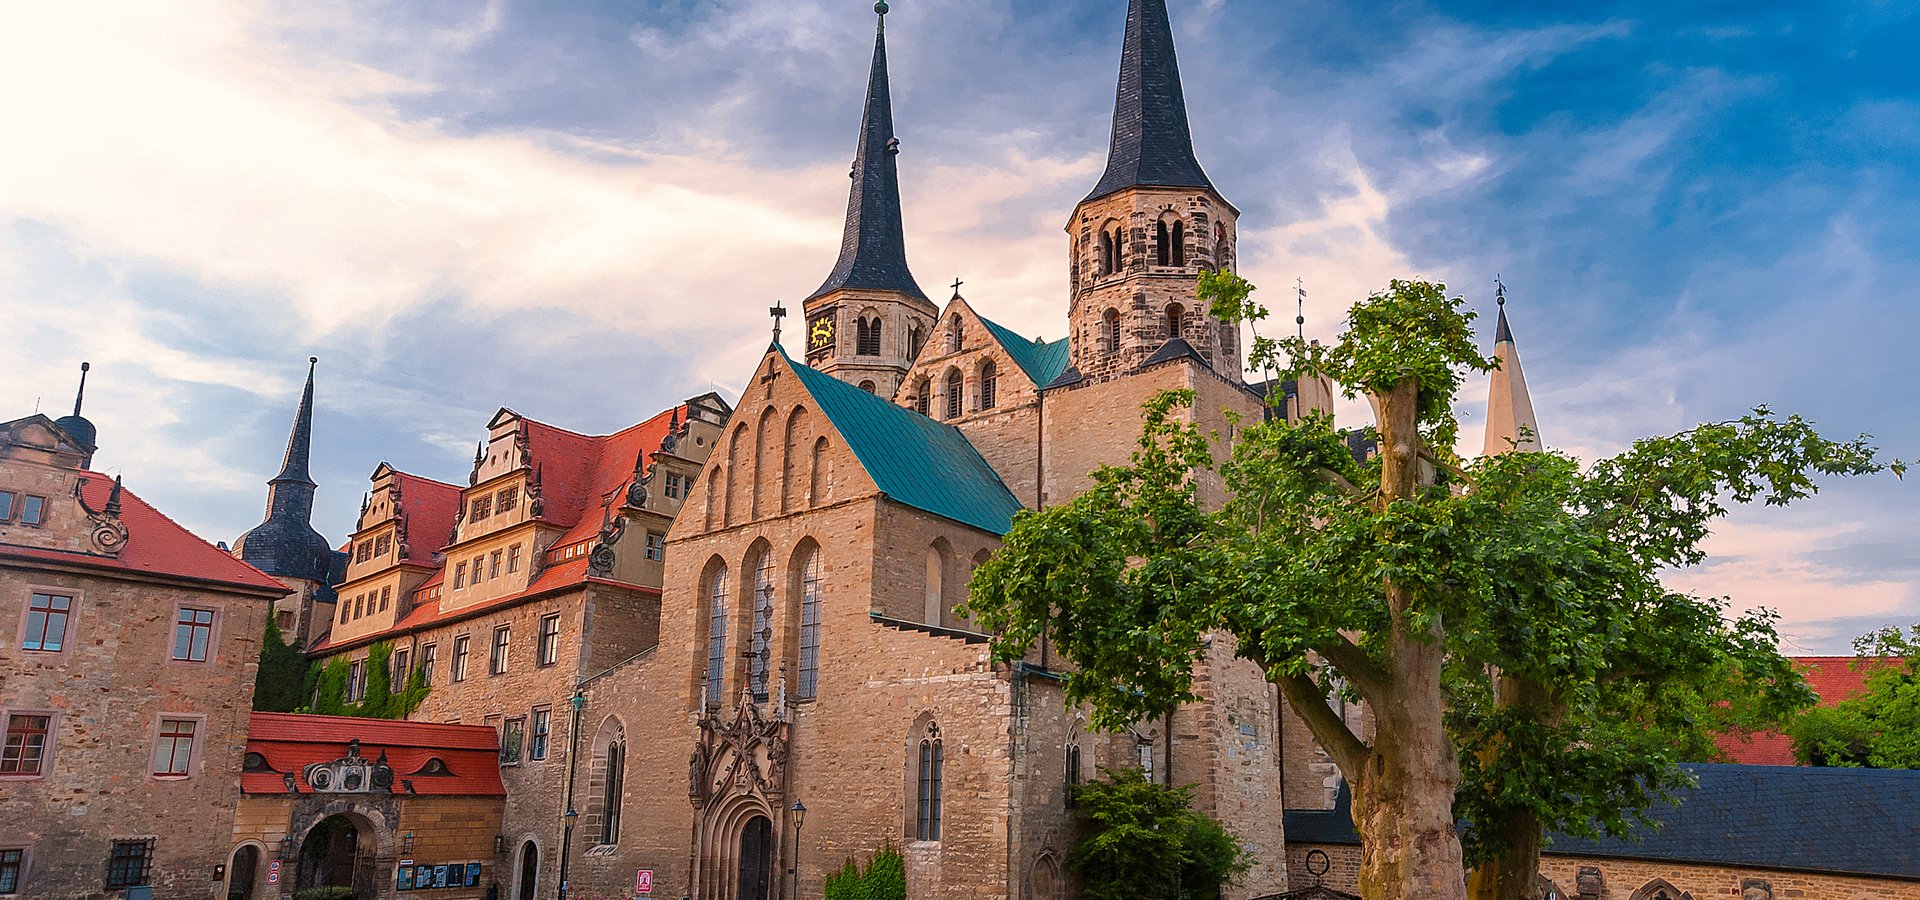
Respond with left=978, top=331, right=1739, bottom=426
left=0, top=846, right=25, bottom=894
left=169, top=606, right=218, bottom=664
left=453, top=562, right=468, bottom=590
left=507, top=544, right=521, bottom=574
left=490, top=550, right=503, bottom=580
left=18, top=590, right=76, bottom=654
left=1, top=711, right=57, bottom=779
left=346, top=660, right=366, bottom=702
left=17, top=495, right=46, bottom=528
left=0, top=490, right=14, bottom=522
left=599, top=740, right=625, bottom=845
left=797, top=549, right=823, bottom=701
left=148, top=714, right=204, bottom=780
left=104, top=839, right=154, bottom=889
left=704, top=565, right=730, bottom=706
left=489, top=625, right=511, bottom=676
left=645, top=531, right=665, bottom=562
left=420, top=643, right=438, bottom=686
left=451, top=635, right=471, bottom=682
left=537, top=614, right=561, bottom=668
left=916, top=725, right=944, bottom=842
left=500, top=717, right=526, bottom=766
left=530, top=708, right=552, bottom=761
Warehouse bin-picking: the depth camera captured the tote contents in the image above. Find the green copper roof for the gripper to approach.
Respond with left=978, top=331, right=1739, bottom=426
left=779, top=348, right=1024, bottom=535
left=974, top=314, right=1071, bottom=387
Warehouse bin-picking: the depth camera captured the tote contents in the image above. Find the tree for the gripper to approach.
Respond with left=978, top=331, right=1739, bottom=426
left=253, top=617, right=310, bottom=712
left=1788, top=626, right=1920, bottom=767
left=964, top=278, right=1889, bottom=900
left=1068, top=769, right=1251, bottom=900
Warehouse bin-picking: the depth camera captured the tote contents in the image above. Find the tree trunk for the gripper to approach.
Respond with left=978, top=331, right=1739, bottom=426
left=1467, top=810, right=1542, bottom=900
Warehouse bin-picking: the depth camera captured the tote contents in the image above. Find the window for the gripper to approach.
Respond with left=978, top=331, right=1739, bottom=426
left=858, top=381, right=877, bottom=394
left=1103, top=309, right=1122, bottom=354
left=600, top=741, right=625, bottom=845
left=352, top=595, right=364, bottom=619
left=0, top=847, right=21, bottom=893
left=496, top=486, right=519, bottom=514
left=22, top=593, right=71, bottom=652
left=1065, top=741, right=1083, bottom=807
left=664, top=474, right=684, bottom=500
left=645, top=531, right=665, bottom=562
left=152, top=719, right=196, bottom=777
left=346, top=661, right=365, bottom=701
left=507, top=544, right=522, bottom=574
left=530, top=709, right=551, bottom=761
left=798, top=549, right=823, bottom=700
left=1137, top=742, right=1154, bottom=782
left=356, top=542, right=372, bottom=563
left=705, top=565, right=729, bottom=706
left=380, top=586, right=391, bottom=611
left=538, top=614, right=560, bottom=668
left=749, top=552, right=774, bottom=702
left=470, top=494, right=492, bottom=522
left=1098, top=228, right=1116, bottom=276
left=944, top=369, right=964, bottom=419
left=393, top=648, right=410, bottom=682
left=912, top=379, right=931, bottom=416
left=0, top=491, right=14, bottom=521
left=18, top=496, right=45, bottom=527
left=490, top=626, right=511, bottom=675
left=1172, top=219, right=1186, bottom=266
left=916, top=723, right=944, bottom=841
left=472, top=555, right=486, bottom=584
left=454, top=562, right=467, bottom=589
left=979, top=360, right=997, bottom=410
left=501, top=718, right=525, bottom=765
left=490, top=550, right=503, bottom=580
left=373, top=534, right=391, bottom=558
left=105, top=839, right=153, bottom=888
left=451, top=636, right=470, bottom=682
left=1165, top=302, right=1186, bottom=339
left=171, top=608, right=215, bottom=662
left=2, top=715, right=50, bottom=776
left=857, top=317, right=882, bottom=356
left=909, top=323, right=926, bottom=358
left=1155, top=219, right=1171, bottom=266
left=420, top=644, right=438, bottom=686
left=339, top=600, right=350, bottom=624
left=947, top=314, right=963, bottom=353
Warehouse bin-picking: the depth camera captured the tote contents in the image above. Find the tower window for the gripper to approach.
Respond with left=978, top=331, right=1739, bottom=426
left=979, top=360, right=997, bottom=410
left=1155, top=220, right=1171, bottom=266
left=908, top=323, right=926, bottom=358
left=1165, top=302, right=1186, bottom=340
left=944, top=369, right=964, bottom=419
left=1098, top=229, right=1115, bottom=276
left=857, top=317, right=882, bottom=356
left=1102, top=309, right=1122, bottom=354
left=1171, top=219, right=1186, bottom=266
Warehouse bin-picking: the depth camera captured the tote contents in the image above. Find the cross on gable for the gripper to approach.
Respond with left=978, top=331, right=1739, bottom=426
left=951, top=276, right=964, bottom=299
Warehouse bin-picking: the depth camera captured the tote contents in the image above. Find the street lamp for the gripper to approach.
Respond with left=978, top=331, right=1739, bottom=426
left=787, top=801, right=807, bottom=900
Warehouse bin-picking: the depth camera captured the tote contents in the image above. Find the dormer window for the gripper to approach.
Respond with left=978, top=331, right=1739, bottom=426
left=243, top=751, right=272, bottom=772
left=470, top=494, right=492, bottom=523
left=496, top=485, right=519, bottom=514
left=418, top=757, right=451, bottom=776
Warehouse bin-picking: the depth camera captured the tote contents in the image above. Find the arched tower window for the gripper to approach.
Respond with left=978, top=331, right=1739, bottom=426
left=908, top=323, right=926, bottom=359
left=1165, top=302, right=1186, bottom=340
left=858, top=381, right=876, bottom=394
left=947, top=314, right=964, bottom=353
left=1215, top=227, right=1231, bottom=272
left=704, top=563, right=730, bottom=706
left=944, top=369, right=964, bottom=419
left=748, top=547, right=775, bottom=702
left=857, top=317, right=882, bottom=356
left=600, top=739, right=625, bottom=844
left=1171, top=219, right=1186, bottom=266
left=978, top=360, right=998, bottom=410
left=1155, top=220, right=1171, bottom=266
left=916, top=721, right=944, bottom=842
left=809, top=437, right=830, bottom=506
left=1102, top=309, right=1122, bottom=354
left=797, top=546, right=823, bottom=700
left=1098, top=228, right=1115, bottom=276
left=911, top=378, right=931, bottom=416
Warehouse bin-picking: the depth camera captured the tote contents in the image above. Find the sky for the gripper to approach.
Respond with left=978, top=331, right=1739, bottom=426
left=1, top=0, right=1914, bottom=653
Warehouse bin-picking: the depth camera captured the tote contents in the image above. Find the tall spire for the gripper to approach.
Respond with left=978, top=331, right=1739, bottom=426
left=55, top=361, right=98, bottom=458
left=273, top=357, right=319, bottom=485
left=808, top=1, right=929, bottom=303
left=1085, top=0, right=1215, bottom=203
left=1483, top=282, right=1541, bottom=456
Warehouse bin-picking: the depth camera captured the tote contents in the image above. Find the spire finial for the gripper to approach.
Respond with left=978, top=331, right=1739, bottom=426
left=73, top=361, right=90, bottom=417
left=770, top=301, right=788, bottom=344
left=1493, top=276, right=1514, bottom=344
left=1495, top=275, right=1507, bottom=308
left=951, top=276, right=964, bottom=301
left=875, top=1, right=889, bottom=22
left=1295, top=277, right=1307, bottom=341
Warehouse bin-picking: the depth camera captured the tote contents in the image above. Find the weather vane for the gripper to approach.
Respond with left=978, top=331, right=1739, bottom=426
left=1295, top=277, right=1307, bottom=340
left=1495, top=274, right=1507, bottom=307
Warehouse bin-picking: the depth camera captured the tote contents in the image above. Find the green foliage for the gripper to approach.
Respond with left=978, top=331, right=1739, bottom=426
left=822, top=845, right=904, bottom=900
left=308, top=657, right=352, bottom=716
left=1788, top=626, right=1920, bottom=768
left=253, top=617, right=310, bottom=712
left=303, top=641, right=429, bottom=720
left=824, top=857, right=865, bottom=900
left=292, top=887, right=355, bottom=900
left=1068, top=769, right=1251, bottom=900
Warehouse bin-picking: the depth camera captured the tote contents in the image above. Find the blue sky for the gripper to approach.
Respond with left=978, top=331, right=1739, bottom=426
left=1, top=0, right=1913, bottom=652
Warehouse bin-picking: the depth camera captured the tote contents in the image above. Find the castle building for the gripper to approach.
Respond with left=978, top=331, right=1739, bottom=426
left=1, top=369, right=289, bottom=899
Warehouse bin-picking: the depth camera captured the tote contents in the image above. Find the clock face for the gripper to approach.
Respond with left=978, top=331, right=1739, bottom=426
left=808, top=314, right=836, bottom=352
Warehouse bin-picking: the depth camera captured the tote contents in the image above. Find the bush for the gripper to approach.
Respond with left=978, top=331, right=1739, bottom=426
left=1069, top=768, right=1251, bottom=900
left=292, top=887, right=354, bottom=900
left=823, top=844, right=904, bottom=900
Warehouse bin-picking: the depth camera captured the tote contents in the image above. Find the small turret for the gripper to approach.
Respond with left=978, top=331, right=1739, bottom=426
left=54, top=362, right=97, bottom=467
left=233, top=358, right=335, bottom=585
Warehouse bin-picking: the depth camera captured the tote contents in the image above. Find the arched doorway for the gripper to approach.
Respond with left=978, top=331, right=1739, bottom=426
left=737, top=816, right=773, bottom=900
left=226, top=845, right=260, bottom=900
left=297, top=814, right=374, bottom=897
left=516, top=841, right=539, bottom=900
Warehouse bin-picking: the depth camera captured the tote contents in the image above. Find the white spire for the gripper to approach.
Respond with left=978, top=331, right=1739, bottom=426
left=1483, top=282, right=1540, bottom=457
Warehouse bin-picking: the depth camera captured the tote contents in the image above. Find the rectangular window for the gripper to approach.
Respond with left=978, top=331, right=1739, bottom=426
left=917, top=739, right=944, bottom=841
left=530, top=709, right=551, bottom=761
left=451, top=637, right=470, bottom=682
left=663, top=474, right=683, bottom=500
left=356, top=542, right=372, bottom=563
left=105, top=839, right=153, bottom=888
left=0, top=491, right=14, bottom=521
left=171, top=608, right=215, bottom=662
left=490, top=550, right=502, bottom=580
left=471, top=494, right=492, bottom=522
left=152, top=719, right=196, bottom=777
left=489, top=626, right=511, bottom=675
left=501, top=717, right=525, bottom=765
left=380, top=586, right=391, bottom=611
left=2, top=715, right=51, bottom=776
left=420, top=644, right=438, bottom=686
left=339, top=600, right=350, bottom=624
left=346, top=661, right=365, bottom=701
left=22, top=593, right=72, bottom=652
left=393, top=649, right=410, bottom=683
left=537, top=614, right=560, bottom=668
left=19, top=496, right=45, bottom=527
left=507, top=544, right=522, bottom=574
left=0, top=847, right=21, bottom=893
left=1137, top=743, right=1154, bottom=782
left=454, top=562, right=467, bottom=589
left=373, top=533, right=391, bottom=558
left=496, top=486, right=518, bottom=514
left=472, top=556, right=486, bottom=584
left=645, top=532, right=665, bottom=562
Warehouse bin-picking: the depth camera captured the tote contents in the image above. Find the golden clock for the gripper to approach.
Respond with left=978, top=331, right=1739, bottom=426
left=809, top=315, right=836, bottom=352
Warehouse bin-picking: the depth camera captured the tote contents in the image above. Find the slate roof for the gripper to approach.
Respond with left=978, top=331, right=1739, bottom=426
left=244, top=712, right=504, bottom=796
left=974, top=313, right=1071, bottom=386
left=808, top=8, right=928, bottom=303
left=1715, top=657, right=1901, bottom=765
left=1142, top=336, right=1204, bottom=368
left=233, top=359, right=334, bottom=584
left=1085, top=0, right=1217, bottom=203
left=781, top=347, right=1024, bottom=535
left=1494, top=305, right=1515, bottom=344
left=1285, top=764, right=1920, bottom=879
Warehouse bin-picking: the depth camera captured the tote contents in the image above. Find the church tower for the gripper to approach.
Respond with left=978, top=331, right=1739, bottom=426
left=800, top=1, right=937, bottom=398
left=1067, top=0, right=1241, bottom=384
left=232, top=358, right=338, bottom=645
left=1482, top=285, right=1541, bottom=456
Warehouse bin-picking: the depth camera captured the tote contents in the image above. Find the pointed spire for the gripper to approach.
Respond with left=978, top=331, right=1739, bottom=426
left=1484, top=282, right=1540, bottom=456
left=1085, top=0, right=1215, bottom=203
left=808, top=1, right=929, bottom=303
left=105, top=475, right=123, bottom=516
left=55, top=361, right=98, bottom=457
left=72, top=361, right=90, bottom=417
left=271, top=358, right=318, bottom=485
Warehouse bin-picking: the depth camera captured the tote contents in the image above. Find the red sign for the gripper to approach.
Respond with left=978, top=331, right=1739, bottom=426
left=267, top=861, right=282, bottom=885
left=636, top=869, right=654, bottom=895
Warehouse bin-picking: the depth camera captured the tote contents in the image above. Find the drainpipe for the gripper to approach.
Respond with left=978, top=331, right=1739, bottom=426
left=557, top=686, right=586, bottom=900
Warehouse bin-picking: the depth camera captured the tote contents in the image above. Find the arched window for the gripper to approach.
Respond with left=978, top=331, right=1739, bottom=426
left=1098, top=229, right=1115, bottom=276
left=925, top=539, right=950, bottom=624
left=1165, top=302, right=1186, bottom=340
left=724, top=426, right=745, bottom=527
left=600, top=740, right=625, bottom=844
left=1065, top=740, right=1083, bottom=807
left=810, top=437, right=830, bottom=506
left=704, top=466, right=722, bottom=531
left=858, top=381, right=876, bottom=394
left=749, top=548, right=775, bottom=701
left=947, top=314, right=963, bottom=353
left=1102, top=309, right=1122, bottom=354
left=943, top=369, right=965, bottom=419
left=857, top=317, right=882, bottom=356
left=908, top=323, right=925, bottom=359
left=797, top=547, right=823, bottom=700
left=911, top=378, right=931, bottom=416
left=1215, top=228, right=1230, bottom=272
left=705, top=564, right=729, bottom=705
left=1111, top=227, right=1126, bottom=272
left=978, top=360, right=997, bottom=410
left=1171, top=219, right=1186, bottom=266
left=916, top=722, right=944, bottom=842
left=1155, top=219, right=1171, bottom=266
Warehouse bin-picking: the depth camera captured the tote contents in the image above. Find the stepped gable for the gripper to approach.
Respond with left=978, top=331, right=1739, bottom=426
left=243, top=712, right=505, bottom=796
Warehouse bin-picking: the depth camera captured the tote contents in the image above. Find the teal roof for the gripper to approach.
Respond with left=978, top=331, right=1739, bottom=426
left=974, top=315, right=1071, bottom=387
left=779, top=348, right=1026, bottom=535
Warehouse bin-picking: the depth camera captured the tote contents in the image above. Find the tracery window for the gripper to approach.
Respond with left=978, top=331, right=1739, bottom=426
left=705, top=564, right=730, bottom=705
left=798, top=548, right=823, bottom=700
left=916, top=722, right=944, bottom=841
left=749, top=550, right=775, bottom=701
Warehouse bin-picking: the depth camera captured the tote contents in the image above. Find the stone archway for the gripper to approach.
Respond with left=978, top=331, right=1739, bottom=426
left=297, top=812, right=380, bottom=898
left=226, top=844, right=263, bottom=900
left=737, top=816, right=773, bottom=900
left=515, top=840, right=539, bottom=900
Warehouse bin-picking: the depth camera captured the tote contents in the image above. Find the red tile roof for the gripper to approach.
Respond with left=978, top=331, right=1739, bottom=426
left=1715, top=656, right=1903, bottom=766
left=0, top=471, right=286, bottom=593
left=391, top=470, right=462, bottom=568
left=244, top=712, right=504, bottom=796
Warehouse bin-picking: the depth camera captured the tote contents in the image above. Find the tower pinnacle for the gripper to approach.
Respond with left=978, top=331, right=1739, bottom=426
left=1484, top=282, right=1541, bottom=456
left=1085, top=0, right=1215, bottom=203
left=55, top=361, right=98, bottom=461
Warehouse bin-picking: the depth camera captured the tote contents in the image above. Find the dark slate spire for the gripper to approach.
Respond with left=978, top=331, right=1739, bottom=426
left=54, top=361, right=97, bottom=454
left=233, top=357, right=334, bottom=585
left=1494, top=277, right=1514, bottom=344
left=1084, top=0, right=1215, bottom=203
left=808, top=1, right=929, bottom=303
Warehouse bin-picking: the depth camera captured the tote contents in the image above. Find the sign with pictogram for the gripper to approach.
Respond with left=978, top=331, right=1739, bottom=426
left=636, top=869, right=654, bottom=895
left=267, top=861, right=281, bottom=885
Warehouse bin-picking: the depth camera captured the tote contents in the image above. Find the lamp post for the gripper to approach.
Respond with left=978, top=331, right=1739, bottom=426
left=786, top=801, right=807, bottom=900
left=557, top=687, right=586, bottom=900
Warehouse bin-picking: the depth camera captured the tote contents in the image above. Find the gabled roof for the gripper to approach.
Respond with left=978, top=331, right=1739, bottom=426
left=1085, top=0, right=1217, bottom=204
left=780, top=348, right=1024, bottom=535
left=974, top=313, right=1072, bottom=387
left=1141, top=336, right=1204, bottom=368
left=387, top=469, right=462, bottom=569
left=244, top=712, right=504, bottom=797
left=1715, top=656, right=1901, bottom=765
left=1, top=471, right=287, bottom=593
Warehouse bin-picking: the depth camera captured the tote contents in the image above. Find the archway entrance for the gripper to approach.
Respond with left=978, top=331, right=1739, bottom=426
left=226, top=845, right=259, bottom=900
left=516, top=841, right=539, bottom=900
left=737, top=816, right=773, bottom=900
left=297, top=814, right=373, bottom=897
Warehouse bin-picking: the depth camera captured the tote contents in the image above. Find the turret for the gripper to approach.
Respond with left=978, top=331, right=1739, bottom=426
left=233, top=358, right=336, bottom=585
